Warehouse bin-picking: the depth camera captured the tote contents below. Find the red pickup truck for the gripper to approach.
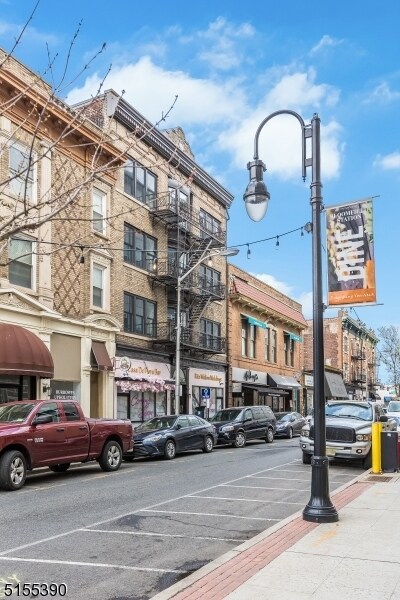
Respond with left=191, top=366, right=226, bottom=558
left=0, top=400, right=133, bottom=491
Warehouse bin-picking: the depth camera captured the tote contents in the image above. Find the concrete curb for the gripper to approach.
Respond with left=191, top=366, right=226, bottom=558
left=150, top=469, right=369, bottom=600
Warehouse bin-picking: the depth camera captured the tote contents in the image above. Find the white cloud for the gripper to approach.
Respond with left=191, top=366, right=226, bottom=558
left=218, top=70, right=342, bottom=180
left=66, top=55, right=247, bottom=126
left=295, top=291, right=313, bottom=319
left=197, top=17, right=255, bottom=71
left=310, top=35, right=344, bottom=55
left=373, top=152, right=400, bottom=170
left=250, top=272, right=293, bottom=297
left=365, top=82, right=400, bottom=104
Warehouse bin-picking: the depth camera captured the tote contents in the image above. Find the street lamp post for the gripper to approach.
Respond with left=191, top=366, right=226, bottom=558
left=243, top=110, right=338, bottom=523
left=174, top=246, right=239, bottom=415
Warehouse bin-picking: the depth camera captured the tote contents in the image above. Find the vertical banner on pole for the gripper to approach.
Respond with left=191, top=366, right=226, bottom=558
left=326, top=198, right=376, bottom=306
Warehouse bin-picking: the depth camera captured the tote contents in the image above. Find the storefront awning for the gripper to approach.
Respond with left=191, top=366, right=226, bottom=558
left=91, top=341, right=113, bottom=371
left=325, top=371, right=348, bottom=399
left=241, top=314, right=268, bottom=329
left=243, top=383, right=289, bottom=396
left=0, top=323, right=54, bottom=378
left=267, top=373, right=301, bottom=389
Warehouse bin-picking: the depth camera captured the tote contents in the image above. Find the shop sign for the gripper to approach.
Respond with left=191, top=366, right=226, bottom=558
left=231, top=367, right=267, bottom=384
left=50, top=380, right=79, bottom=402
left=188, top=368, right=225, bottom=388
left=304, top=374, right=314, bottom=387
left=232, top=382, right=242, bottom=393
left=114, top=357, right=171, bottom=381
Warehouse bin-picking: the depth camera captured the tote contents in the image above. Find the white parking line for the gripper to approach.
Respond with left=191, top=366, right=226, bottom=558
left=0, top=556, right=185, bottom=574
left=221, top=484, right=310, bottom=492
left=0, top=459, right=297, bottom=556
left=139, top=509, right=278, bottom=521
left=187, top=495, right=304, bottom=506
left=250, top=475, right=314, bottom=482
left=80, top=528, right=242, bottom=543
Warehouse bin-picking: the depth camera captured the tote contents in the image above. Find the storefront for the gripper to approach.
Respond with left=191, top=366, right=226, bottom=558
left=267, top=373, right=301, bottom=412
left=114, top=357, right=174, bottom=424
left=0, top=323, right=54, bottom=403
left=230, top=368, right=299, bottom=412
left=188, top=367, right=225, bottom=419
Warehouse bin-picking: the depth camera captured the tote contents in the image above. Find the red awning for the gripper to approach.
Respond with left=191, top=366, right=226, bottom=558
left=0, top=323, right=54, bottom=377
left=91, top=341, right=113, bottom=371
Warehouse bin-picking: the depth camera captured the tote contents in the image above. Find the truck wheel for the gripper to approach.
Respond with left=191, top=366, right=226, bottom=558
left=362, top=451, right=372, bottom=469
left=164, top=439, right=176, bottom=460
left=233, top=431, right=246, bottom=448
left=0, top=450, right=27, bottom=491
left=49, top=464, right=70, bottom=473
left=302, top=452, right=312, bottom=465
left=265, top=428, right=274, bottom=444
left=202, top=435, right=214, bottom=453
left=99, top=440, right=122, bottom=472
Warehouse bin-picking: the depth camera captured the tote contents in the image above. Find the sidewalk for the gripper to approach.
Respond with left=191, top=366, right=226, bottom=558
left=152, top=470, right=400, bottom=600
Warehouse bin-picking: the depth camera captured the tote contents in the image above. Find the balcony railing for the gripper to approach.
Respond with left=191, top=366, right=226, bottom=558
left=152, top=263, right=225, bottom=299
left=154, top=322, right=226, bottom=353
left=351, top=374, right=367, bottom=383
left=351, top=351, right=366, bottom=360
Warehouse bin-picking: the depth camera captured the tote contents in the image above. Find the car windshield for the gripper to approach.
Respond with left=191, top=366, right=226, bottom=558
left=211, top=409, right=243, bottom=422
left=135, top=417, right=177, bottom=431
left=0, top=403, right=36, bottom=423
left=387, top=401, right=400, bottom=413
left=325, top=402, right=373, bottom=421
left=276, top=413, right=290, bottom=422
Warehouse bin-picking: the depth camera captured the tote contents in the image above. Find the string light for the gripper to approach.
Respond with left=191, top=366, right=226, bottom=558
left=276, top=236, right=279, bottom=247
left=247, top=244, right=251, bottom=259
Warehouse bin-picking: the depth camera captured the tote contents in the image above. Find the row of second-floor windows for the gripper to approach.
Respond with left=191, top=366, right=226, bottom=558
left=199, top=208, right=222, bottom=238
left=123, top=292, right=156, bottom=337
left=124, top=159, right=157, bottom=207
left=123, top=223, right=156, bottom=271
left=241, top=320, right=297, bottom=367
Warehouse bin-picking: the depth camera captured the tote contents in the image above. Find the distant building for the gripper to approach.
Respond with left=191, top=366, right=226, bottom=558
left=227, top=265, right=307, bottom=413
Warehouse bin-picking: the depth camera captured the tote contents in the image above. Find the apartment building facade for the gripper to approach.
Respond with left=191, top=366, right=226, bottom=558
left=74, top=90, right=234, bottom=423
left=0, top=49, right=120, bottom=416
left=227, top=264, right=307, bottom=413
left=302, top=309, right=379, bottom=406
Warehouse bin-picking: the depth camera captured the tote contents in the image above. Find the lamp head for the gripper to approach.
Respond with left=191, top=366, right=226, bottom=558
left=243, top=159, right=270, bottom=222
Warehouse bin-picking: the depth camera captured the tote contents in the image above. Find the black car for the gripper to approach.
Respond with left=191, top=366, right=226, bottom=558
left=210, top=406, right=276, bottom=448
left=274, top=411, right=306, bottom=438
left=124, top=415, right=218, bottom=460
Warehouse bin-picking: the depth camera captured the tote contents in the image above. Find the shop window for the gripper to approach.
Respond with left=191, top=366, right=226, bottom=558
left=124, top=292, right=156, bottom=336
left=124, top=223, right=156, bottom=271
left=9, top=238, right=35, bottom=289
left=126, top=391, right=167, bottom=423
left=124, top=159, right=157, bottom=207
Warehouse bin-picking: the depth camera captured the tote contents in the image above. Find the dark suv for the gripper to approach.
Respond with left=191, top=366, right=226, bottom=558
left=211, top=406, right=276, bottom=448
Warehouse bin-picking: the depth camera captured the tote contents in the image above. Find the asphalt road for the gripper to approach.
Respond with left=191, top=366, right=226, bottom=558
left=0, top=439, right=363, bottom=599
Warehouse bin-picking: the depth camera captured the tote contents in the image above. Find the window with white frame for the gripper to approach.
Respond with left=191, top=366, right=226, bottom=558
left=9, top=238, right=35, bottom=289
left=92, top=264, right=105, bottom=308
left=241, top=319, right=248, bottom=356
left=249, top=324, right=256, bottom=359
left=92, top=188, right=107, bottom=234
left=270, top=329, right=277, bottom=363
left=9, top=142, right=35, bottom=202
left=284, top=333, right=295, bottom=367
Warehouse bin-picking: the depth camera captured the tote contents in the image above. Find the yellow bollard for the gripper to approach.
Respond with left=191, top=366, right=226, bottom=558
left=371, top=421, right=382, bottom=473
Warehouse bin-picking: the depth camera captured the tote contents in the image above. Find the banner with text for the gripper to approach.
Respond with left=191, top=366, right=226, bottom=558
left=326, top=199, right=376, bottom=306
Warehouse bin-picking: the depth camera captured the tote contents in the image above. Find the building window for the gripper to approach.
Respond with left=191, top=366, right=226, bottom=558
left=199, top=209, right=222, bottom=239
left=284, top=333, right=295, bottom=367
left=200, top=319, right=221, bottom=350
left=92, top=188, right=107, bottom=234
left=249, top=324, right=256, bottom=358
left=9, top=238, right=34, bottom=289
left=9, top=142, right=35, bottom=202
left=241, top=319, right=248, bottom=356
left=124, top=293, right=156, bottom=336
left=92, top=264, right=105, bottom=308
left=123, top=223, right=156, bottom=271
left=270, top=329, right=277, bottom=363
left=124, top=159, right=157, bottom=207
left=198, top=264, right=221, bottom=292
left=265, top=328, right=271, bottom=361
left=168, top=184, right=190, bottom=229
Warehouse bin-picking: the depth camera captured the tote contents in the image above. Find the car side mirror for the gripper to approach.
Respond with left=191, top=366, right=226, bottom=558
left=244, top=417, right=252, bottom=422
left=32, top=414, right=53, bottom=425
left=176, top=423, right=182, bottom=429
left=379, top=415, right=388, bottom=422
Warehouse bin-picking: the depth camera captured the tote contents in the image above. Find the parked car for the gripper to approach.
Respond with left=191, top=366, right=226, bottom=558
left=210, top=406, right=276, bottom=448
left=386, top=400, right=400, bottom=431
left=0, top=400, right=133, bottom=491
left=124, top=414, right=217, bottom=460
left=275, top=412, right=306, bottom=438
left=299, top=400, right=395, bottom=468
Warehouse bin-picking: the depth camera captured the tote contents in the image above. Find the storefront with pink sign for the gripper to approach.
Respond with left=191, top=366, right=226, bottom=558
left=114, top=356, right=174, bottom=424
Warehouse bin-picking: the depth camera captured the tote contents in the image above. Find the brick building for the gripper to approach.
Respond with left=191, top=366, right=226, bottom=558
left=227, top=264, right=307, bottom=413
left=0, top=49, right=120, bottom=415
left=302, top=309, right=379, bottom=407
left=73, top=90, right=234, bottom=422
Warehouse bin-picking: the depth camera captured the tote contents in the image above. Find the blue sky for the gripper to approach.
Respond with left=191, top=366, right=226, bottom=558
left=1, top=1, right=399, bottom=382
